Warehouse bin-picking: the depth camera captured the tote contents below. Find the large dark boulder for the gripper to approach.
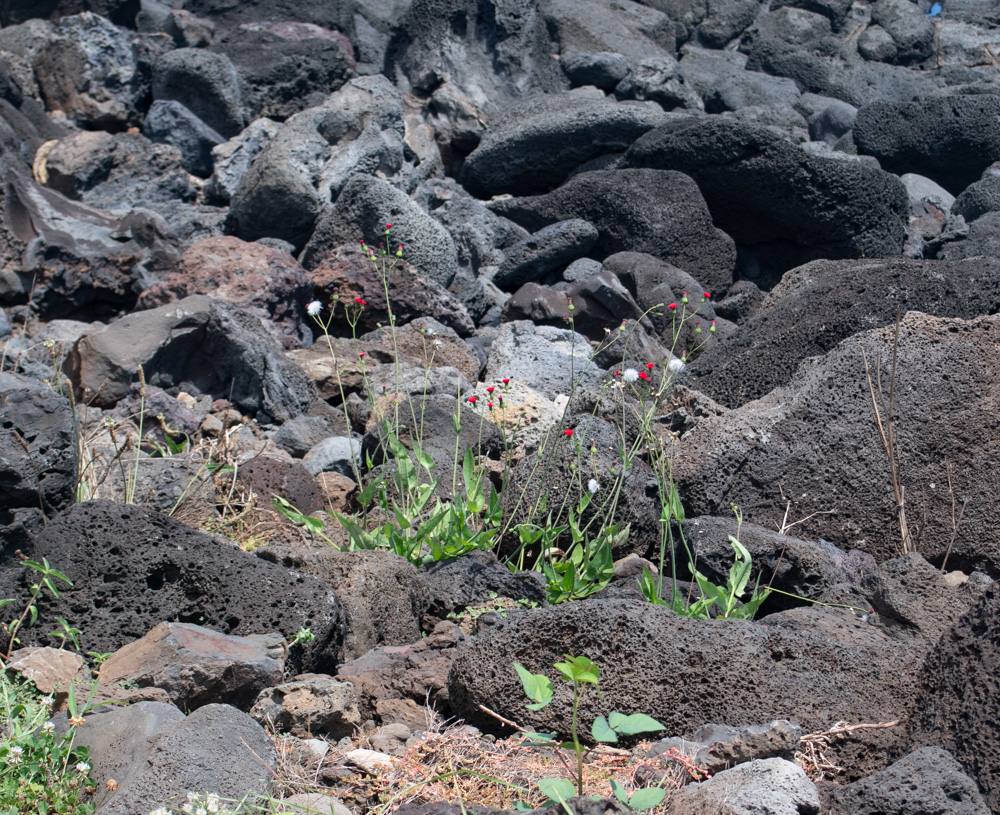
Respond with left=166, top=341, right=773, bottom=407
left=211, top=25, right=355, bottom=121
left=460, top=94, right=667, bottom=198
left=152, top=47, right=246, bottom=139
left=908, top=584, right=1000, bottom=812
left=0, top=0, right=138, bottom=27
left=0, top=500, right=343, bottom=672
left=624, top=117, right=909, bottom=279
left=0, top=371, right=77, bottom=521
left=674, top=312, right=1000, bottom=575
left=853, top=95, right=1000, bottom=196
left=489, top=169, right=737, bottom=294
left=449, top=599, right=922, bottom=777
left=689, top=257, right=1000, bottom=407
left=66, top=294, right=314, bottom=422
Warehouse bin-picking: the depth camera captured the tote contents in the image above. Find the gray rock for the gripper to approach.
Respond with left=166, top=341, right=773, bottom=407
left=483, top=320, right=606, bottom=400
left=143, top=100, right=225, bottom=178
left=937, top=210, right=1000, bottom=260
left=0, top=371, right=77, bottom=518
left=649, top=720, right=803, bottom=776
left=152, top=47, right=246, bottom=139
left=97, top=622, right=285, bottom=712
left=33, top=12, right=144, bottom=130
left=460, top=94, right=668, bottom=197
left=0, top=307, right=10, bottom=339
left=250, top=674, right=362, bottom=738
left=0, top=499, right=343, bottom=672
left=563, top=257, right=603, bottom=281
left=870, top=0, right=935, bottom=64
left=697, top=0, right=760, bottom=47
left=205, top=117, right=280, bottom=205
left=435, top=197, right=530, bottom=278
left=561, top=52, right=631, bottom=91
left=302, top=436, right=361, bottom=477
left=952, top=175, right=1000, bottom=223
left=542, top=0, right=677, bottom=66
left=830, top=746, right=989, bottom=815
left=859, top=24, right=899, bottom=61
left=853, top=95, right=1000, bottom=195
left=494, top=220, right=599, bottom=290
left=808, top=100, right=857, bottom=145
left=302, top=175, right=459, bottom=289
left=901, top=173, right=955, bottom=215
left=255, top=547, right=427, bottom=661
left=270, top=415, right=339, bottom=458
left=490, top=169, right=737, bottom=295
left=703, top=69, right=800, bottom=113
left=613, top=56, right=703, bottom=111
left=79, top=703, right=277, bottom=815
left=66, top=294, right=314, bottom=422
left=669, top=758, right=820, bottom=815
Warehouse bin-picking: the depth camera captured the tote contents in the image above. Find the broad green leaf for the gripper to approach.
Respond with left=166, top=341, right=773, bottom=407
left=414, top=445, right=436, bottom=473
left=628, top=788, right=666, bottom=810
left=538, top=778, right=575, bottom=803
left=591, top=716, right=617, bottom=743
left=512, top=802, right=534, bottom=811
left=357, top=474, right=383, bottom=507
left=608, top=711, right=666, bottom=735
left=610, top=779, right=630, bottom=806
left=462, top=447, right=475, bottom=496
left=555, top=655, right=599, bottom=685
left=514, top=663, right=553, bottom=707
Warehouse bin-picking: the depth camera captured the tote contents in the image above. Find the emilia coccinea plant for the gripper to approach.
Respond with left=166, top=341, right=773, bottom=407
left=273, top=222, right=804, bottom=622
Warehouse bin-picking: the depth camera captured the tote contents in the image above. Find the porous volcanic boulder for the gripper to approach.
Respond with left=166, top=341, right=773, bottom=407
left=66, top=294, right=314, bottom=421
left=0, top=371, right=77, bottom=519
left=623, top=117, right=909, bottom=277
left=152, top=47, right=246, bottom=138
left=302, top=175, right=459, bottom=289
left=0, top=500, right=342, bottom=672
left=211, top=24, right=354, bottom=121
left=952, top=175, right=1000, bottom=223
left=32, top=12, right=146, bottom=130
left=827, top=746, right=990, bottom=815
left=938, top=211, right=1000, bottom=261
left=908, top=584, right=1000, bottom=813
left=689, top=257, right=1000, bottom=407
left=674, top=312, right=1000, bottom=574
left=853, top=95, right=1000, bottom=195
left=489, top=169, right=737, bottom=294
left=135, top=236, right=314, bottom=350
left=448, top=600, right=921, bottom=775
left=255, top=547, right=427, bottom=660
left=460, top=94, right=667, bottom=197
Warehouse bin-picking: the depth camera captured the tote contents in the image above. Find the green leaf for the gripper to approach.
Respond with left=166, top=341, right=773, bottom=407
left=554, top=655, right=600, bottom=685
left=628, top=788, right=666, bottom=810
left=538, top=778, right=575, bottom=803
left=357, top=473, right=384, bottom=508
left=610, top=779, right=630, bottom=806
left=414, top=445, right=436, bottom=473
left=608, top=711, right=666, bottom=736
left=514, top=663, right=553, bottom=707
left=591, top=716, right=617, bottom=743
left=512, top=802, right=534, bottom=811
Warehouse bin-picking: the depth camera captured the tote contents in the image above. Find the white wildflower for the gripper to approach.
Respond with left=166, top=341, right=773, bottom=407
left=40, top=696, right=54, bottom=707
left=306, top=300, right=323, bottom=317
left=76, top=761, right=90, bottom=774
left=588, top=478, right=599, bottom=494
left=206, top=794, right=221, bottom=813
left=9, top=746, right=23, bottom=756
left=668, top=357, right=686, bottom=373
left=182, top=804, right=194, bottom=814
left=149, top=809, right=171, bottom=815
left=623, top=368, right=639, bottom=383
left=195, top=808, right=208, bottom=815
left=42, top=722, right=55, bottom=733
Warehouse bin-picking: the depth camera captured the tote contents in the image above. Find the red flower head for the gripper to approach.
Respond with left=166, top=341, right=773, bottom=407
left=487, top=402, right=493, bottom=409
left=502, top=378, right=510, bottom=385
left=564, top=428, right=573, bottom=437
left=354, top=297, right=367, bottom=305
left=615, top=370, right=621, bottom=376
left=385, top=223, right=392, bottom=230
left=358, top=352, right=365, bottom=359
left=638, top=371, right=648, bottom=380
left=486, top=386, right=494, bottom=394
left=468, top=396, right=477, bottom=405
left=646, top=362, right=655, bottom=369
left=704, top=292, right=711, bottom=299
left=668, top=303, right=677, bottom=310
